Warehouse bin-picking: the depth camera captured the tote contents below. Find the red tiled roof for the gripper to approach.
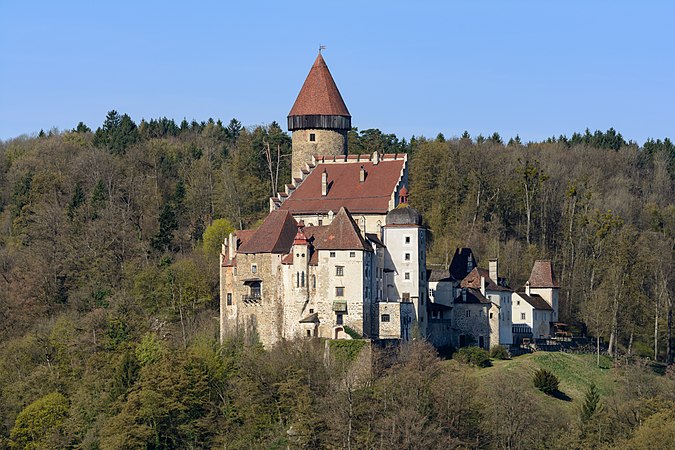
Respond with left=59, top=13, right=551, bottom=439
left=313, top=207, right=371, bottom=251
left=288, top=53, right=350, bottom=117
left=461, top=267, right=512, bottom=292
left=237, top=210, right=298, bottom=254
left=528, top=260, right=559, bottom=288
left=279, top=160, right=405, bottom=214
left=235, top=229, right=255, bottom=249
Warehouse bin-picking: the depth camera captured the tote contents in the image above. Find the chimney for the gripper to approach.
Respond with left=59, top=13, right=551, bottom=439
left=321, top=169, right=328, bottom=196
left=489, top=259, right=498, bottom=286
left=480, top=275, right=486, bottom=295
left=525, top=281, right=531, bottom=296
left=373, top=151, right=379, bottom=165
left=359, top=165, right=366, bottom=182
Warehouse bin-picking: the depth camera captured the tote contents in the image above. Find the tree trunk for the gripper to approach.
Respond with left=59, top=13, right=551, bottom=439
left=655, top=297, right=660, bottom=361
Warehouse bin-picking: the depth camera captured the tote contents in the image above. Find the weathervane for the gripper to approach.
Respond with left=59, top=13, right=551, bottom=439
left=319, top=44, right=326, bottom=54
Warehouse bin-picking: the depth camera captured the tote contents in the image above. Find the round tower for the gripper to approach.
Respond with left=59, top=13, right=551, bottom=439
left=288, top=52, right=351, bottom=180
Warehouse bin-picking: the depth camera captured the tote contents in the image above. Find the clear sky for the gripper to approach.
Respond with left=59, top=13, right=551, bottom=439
left=1, top=1, right=674, bottom=143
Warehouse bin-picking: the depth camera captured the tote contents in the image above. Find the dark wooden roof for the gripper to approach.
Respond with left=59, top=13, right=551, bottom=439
left=517, top=292, right=553, bottom=311
left=288, top=53, right=350, bottom=118
left=449, top=248, right=477, bottom=281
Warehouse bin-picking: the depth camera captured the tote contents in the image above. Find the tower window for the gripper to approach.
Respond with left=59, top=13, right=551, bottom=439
left=226, top=293, right=232, bottom=305
left=309, top=133, right=316, bottom=142
left=336, top=266, right=344, bottom=276
left=404, top=272, right=410, bottom=280
left=251, top=264, right=257, bottom=274
left=336, top=286, right=344, bottom=297
left=381, top=314, right=390, bottom=322
left=405, top=236, right=411, bottom=244
left=405, top=253, right=411, bottom=261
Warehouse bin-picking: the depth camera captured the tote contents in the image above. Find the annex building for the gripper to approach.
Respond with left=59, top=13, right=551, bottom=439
left=220, top=53, right=559, bottom=349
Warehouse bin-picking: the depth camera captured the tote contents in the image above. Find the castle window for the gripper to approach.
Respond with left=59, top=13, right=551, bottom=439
left=336, top=313, right=343, bottom=325
left=306, top=329, right=312, bottom=337
left=336, top=266, right=344, bottom=276
left=402, top=292, right=410, bottom=301
left=312, top=275, right=316, bottom=289
left=350, top=252, right=356, bottom=258
left=517, top=300, right=520, bottom=306
left=309, top=133, right=316, bottom=142
left=250, top=281, right=261, bottom=298
left=301, top=271, right=305, bottom=287
left=521, top=312, right=526, bottom=320
left=336, top=286, right=344, bottom=297
left=466, top=310, right=471, bottom=318
left=404, top=272, right=410, bottom=280
left=330, top=251, right=336, bottom=258
left=405, top=236, right=410, bottom=244
left=381, top=314, right=390, bottom=322
left=489, top=312, right=493, bottom=319
left=251, top=264, right=257, bottom=274
left=405, top=253, right=411, bottom=261
left=318, top=219, right=323, bottom=226
left=227, top=293, right=232, bottom=306
left=309, top=308, right=314, bottom=313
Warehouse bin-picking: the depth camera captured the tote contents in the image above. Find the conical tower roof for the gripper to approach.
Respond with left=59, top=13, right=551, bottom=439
left=288, top=53, right=351, bottom=117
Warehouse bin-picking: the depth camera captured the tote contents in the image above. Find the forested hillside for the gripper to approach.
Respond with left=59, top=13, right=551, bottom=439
left=0, top=113, right=673, bottom=448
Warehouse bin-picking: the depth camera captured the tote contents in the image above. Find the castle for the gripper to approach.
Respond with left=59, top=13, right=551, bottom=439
left=219, top=53, right=559, bottom=349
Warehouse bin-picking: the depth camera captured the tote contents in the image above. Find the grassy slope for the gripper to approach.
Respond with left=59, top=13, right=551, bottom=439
left=470, top=352, right=617, bottom=412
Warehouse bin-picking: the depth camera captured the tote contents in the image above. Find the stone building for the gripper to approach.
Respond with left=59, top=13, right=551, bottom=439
left=220, top=53, right=426, bottom=346
left=219, top=52, right=562, bottom=350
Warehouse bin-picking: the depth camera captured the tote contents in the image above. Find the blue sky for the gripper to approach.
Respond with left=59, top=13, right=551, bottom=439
left=1, top=1, right=673, bottom=143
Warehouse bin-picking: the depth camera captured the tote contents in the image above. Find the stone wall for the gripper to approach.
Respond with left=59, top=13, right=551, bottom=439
left=291, top=129, right=347, bottom=179
left=452, top=302, right=490, bottom=348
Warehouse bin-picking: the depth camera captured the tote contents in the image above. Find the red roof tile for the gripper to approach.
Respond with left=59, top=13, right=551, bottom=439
left=461, top=267, right=512, bottom=292
left=528, top=260, right=559, bottom=288
left=279, top=160, right=405, bottom=214
left=313, top=207, right=371, bottom=251
left=288, top=53, right=350, bottom=117
left=237, top=210, right=298, bottom=254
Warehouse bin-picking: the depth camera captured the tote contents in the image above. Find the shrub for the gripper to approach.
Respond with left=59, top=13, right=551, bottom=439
left=490, top=345, right=511, bottom=360
left=533, top=368, right=559, bottom=395
left=456, top=347, right=492, bottom=367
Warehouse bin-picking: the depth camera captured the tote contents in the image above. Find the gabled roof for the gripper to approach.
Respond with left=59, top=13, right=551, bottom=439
left=460, top=267, right=512, bottom=292
left=454, top=288, right=491, bottom=304
left=516, top=292, right=553, bottom=311
left=237, top=210, right=298, bottom=254
left=449, top=248, right=477, bottom=281
left=279, top=159, right=405, bottom=214
left=314, top=207, right=371, bottom=251
left=288, top=53, right=350, bottom=117
left=427, top=268, right=451, bottom=282
left=528, top=260, right=559, bottom=288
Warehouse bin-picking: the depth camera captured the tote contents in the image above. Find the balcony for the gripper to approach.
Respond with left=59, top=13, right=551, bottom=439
left=242, top=294, right=261, bottom=305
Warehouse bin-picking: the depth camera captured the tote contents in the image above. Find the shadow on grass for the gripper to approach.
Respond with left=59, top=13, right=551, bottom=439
left=551, top=390, right=572, bottom=402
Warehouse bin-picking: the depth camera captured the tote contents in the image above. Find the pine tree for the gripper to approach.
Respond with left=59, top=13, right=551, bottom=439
left=581, top=383, right=601, bottom=421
